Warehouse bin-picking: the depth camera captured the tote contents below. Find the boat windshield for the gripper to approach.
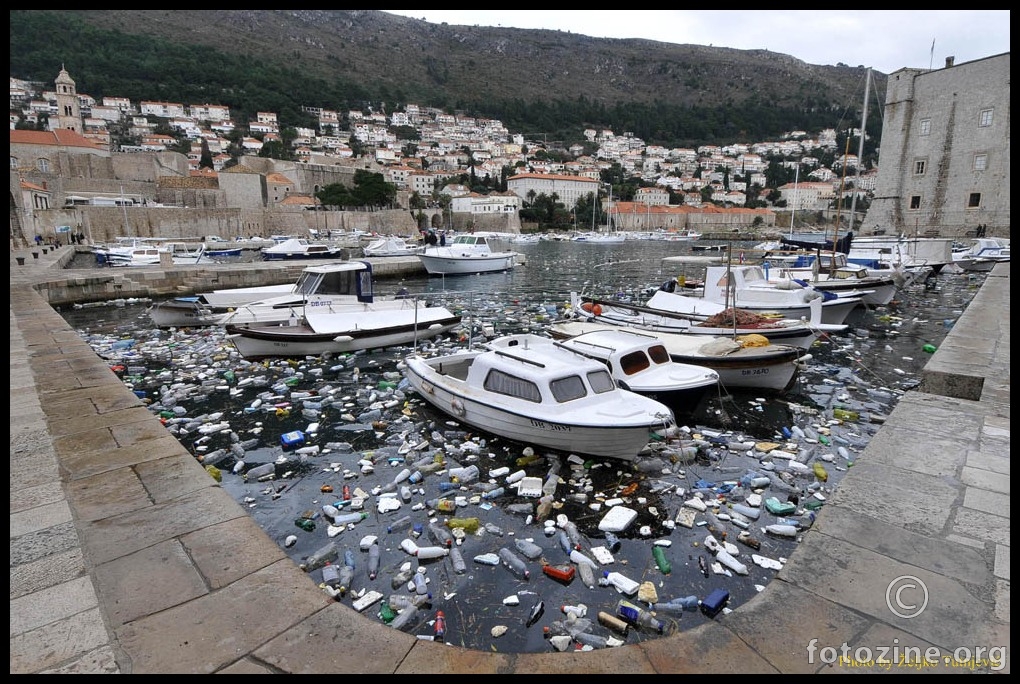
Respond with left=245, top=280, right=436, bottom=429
left=586, top=369, right=617, bottom=395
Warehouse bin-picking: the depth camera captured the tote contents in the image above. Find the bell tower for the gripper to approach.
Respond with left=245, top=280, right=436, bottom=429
left=52, top=64, right=82, bottom=134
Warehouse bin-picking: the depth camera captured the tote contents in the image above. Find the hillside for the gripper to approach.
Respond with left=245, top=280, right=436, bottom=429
left=10, top=10, right=885, bottom=147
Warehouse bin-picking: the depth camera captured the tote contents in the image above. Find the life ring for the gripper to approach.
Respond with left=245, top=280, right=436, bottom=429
left=450, top=397, right=466, bottom=417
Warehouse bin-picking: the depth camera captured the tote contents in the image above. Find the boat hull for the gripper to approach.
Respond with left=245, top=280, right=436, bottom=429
left=402, top=352, right=670, bottom=460
left=418, top=253, right=517, bottom=275
left=225, top=309, right=462, bottom=359
left=548, top=321, right=805, bottom=393
left=148, top=298, right=224, bottom=328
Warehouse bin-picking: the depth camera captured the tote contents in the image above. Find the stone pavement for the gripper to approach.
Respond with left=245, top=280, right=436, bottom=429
left=9, top=247, right=1010, bottom=673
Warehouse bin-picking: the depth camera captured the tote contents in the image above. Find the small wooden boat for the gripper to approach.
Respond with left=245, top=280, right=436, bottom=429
left=401, top=333, right=676, bottom=460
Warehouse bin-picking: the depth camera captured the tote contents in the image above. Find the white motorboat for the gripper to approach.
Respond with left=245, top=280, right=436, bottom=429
left=148, top=261, right=380, bottom=328
left=401, top=333, right=676, bottom=461
left=702, top=265, right=866, bottom=325
left=527, top=329, right=720, bottom=419
left=225, top=301, right=462, bottom=360
left=846, top=235, right=956, bottom=275
left=547, top=320, right=808, bottom=394
left=951, top=237, right=1009, bottom=272
left=261, top=237, right=346, bottom=261
left=762, top=253, right=900, bottom=307
left=362, top=235, right=421, bottom=257
left=418, top=234, right=519, bottom=275
left=567, top=291, right=842, bottom=351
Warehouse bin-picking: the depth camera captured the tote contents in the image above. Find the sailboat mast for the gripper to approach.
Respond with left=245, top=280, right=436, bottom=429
left=789, top=164, right=799, bottom=239
left=847, top=67, right=871, bottom=234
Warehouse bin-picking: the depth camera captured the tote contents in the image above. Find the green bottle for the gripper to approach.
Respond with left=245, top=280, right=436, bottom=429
left=294, top=518, right=316, bottom=532
left=379, top=600, right=396, bottom=624
left=652, top=545, right=672, bottom=574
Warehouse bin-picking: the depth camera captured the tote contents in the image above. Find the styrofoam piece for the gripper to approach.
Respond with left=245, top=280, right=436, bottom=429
left=517, top=476, right=543, bottom=498
left=597, top=505, right=638, bottom=533
left=590, top=546, right=614, bottom=565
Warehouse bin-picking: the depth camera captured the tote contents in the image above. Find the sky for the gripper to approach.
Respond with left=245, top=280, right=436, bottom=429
left=382, top=10, right=1009, bottom=75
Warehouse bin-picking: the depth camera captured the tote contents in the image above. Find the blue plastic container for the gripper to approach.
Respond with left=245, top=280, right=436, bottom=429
left=281, top=430, right=305, bottom=449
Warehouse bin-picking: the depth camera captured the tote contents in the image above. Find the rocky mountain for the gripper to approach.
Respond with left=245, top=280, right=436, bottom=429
left=11, top=10, right=884, bottom=147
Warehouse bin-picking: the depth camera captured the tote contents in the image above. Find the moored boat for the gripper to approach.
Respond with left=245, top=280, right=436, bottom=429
left=418, top=234, right=519, bottom=275
left=547, top=320, right=808, bottom=394
left=401, top=333, right=677, bottom=461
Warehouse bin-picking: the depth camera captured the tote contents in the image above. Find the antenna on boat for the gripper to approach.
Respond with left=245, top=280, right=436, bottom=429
left=847, top=67, right=871, bottom=237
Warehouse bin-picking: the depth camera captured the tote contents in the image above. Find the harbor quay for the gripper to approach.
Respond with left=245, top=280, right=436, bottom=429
left=10, top=248, right=1009, bottom=674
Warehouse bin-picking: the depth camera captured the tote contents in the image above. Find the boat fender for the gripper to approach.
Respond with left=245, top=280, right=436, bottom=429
left=450, top=397, right=466, bottom=417
left=580, top=302, right=603, bottom=316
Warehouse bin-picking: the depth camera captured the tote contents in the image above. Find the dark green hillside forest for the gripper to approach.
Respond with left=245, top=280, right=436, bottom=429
left=10, top=10, right=881, bottom=150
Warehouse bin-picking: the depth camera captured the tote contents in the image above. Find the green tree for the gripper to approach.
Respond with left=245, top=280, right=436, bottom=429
left=199, top=138, right=214, bottom=169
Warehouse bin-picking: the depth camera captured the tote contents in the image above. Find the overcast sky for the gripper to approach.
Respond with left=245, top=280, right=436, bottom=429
left=382, top=10, right=1009, bottom=75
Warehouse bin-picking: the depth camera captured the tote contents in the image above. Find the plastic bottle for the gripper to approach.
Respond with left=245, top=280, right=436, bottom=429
left=415, top=545, right=450, bottom=561
left=601, top=570, right=640, bottom=596
left=653, top=596, right=700, bottom=614
left=574, top=632, right=609, bottom=649
left=652, top=546, right=672, bottom=574
left=427, top=498, right=457, bottom=513
left=446, top=517, right=480, bottom=534
left=616, top=599, right=665, bottom=634
left=412, top=571, right=430, bottom=595
left=336, top=564, right=354, bottom=596
left=367, top=543, right=380, bottom=580
left=562, top=521, right=584, bottom=550
left=387, top=515, right=412, bottom=534
left=498, top=547, right=531, bottom=580
left=428, top=522, right=453, bottom=548
left=389, top=603, right=420, bottom=631
left=574, top=558, right=596, bottom=589
left=481, top=486, right=505, bottom=500
left=514, top=537, right=544, bottom=560
left=333, top=511, right=368, bottom=526
left=434, top=610, right=447, bottom=642
left=448, top=545, right=467, bottom=574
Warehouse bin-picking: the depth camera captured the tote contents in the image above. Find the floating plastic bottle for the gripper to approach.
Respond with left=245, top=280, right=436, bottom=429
left=333, top=511, right=368, bottom=526
left=434, top=610, right=447, bottom=641
left=387, top=515, right=412, bottom=534
left=415, top=545, right=449, bottom=561
left=367, top=543, right=380, bottom=580
left=498, top=547, right=530, bottom=580
left=616, top=599, right=665, bottom=634
left=446, top=517, right=480, bottom=534
left=337, top=564, right=354, bottom=596
left=389, top=603, right=420, bottom=631
left=601, top=570, right=640, bottom=596
left=653, top=595, right=700, bottom=614
left=574, top=632, right=609, bottom=649
left=514, top=537, right=544, bottom=560
left=412, top=571, right=429, bottom=595
left=652, top=545, right=672, bottom=574
left=448, top=545, right=467, bottom=574
left=428, top=522, right=453, bottom=548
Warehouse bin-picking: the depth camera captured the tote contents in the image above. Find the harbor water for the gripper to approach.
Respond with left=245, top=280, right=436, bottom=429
left=56, top=238, right=987, bottom=654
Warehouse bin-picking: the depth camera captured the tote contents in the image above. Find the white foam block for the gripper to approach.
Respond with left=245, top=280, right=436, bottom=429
left=597, top=505, right=638, bottom=533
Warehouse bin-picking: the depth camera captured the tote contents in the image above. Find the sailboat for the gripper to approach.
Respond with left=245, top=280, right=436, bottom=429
left=574, top=185, right=626, bottom=243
